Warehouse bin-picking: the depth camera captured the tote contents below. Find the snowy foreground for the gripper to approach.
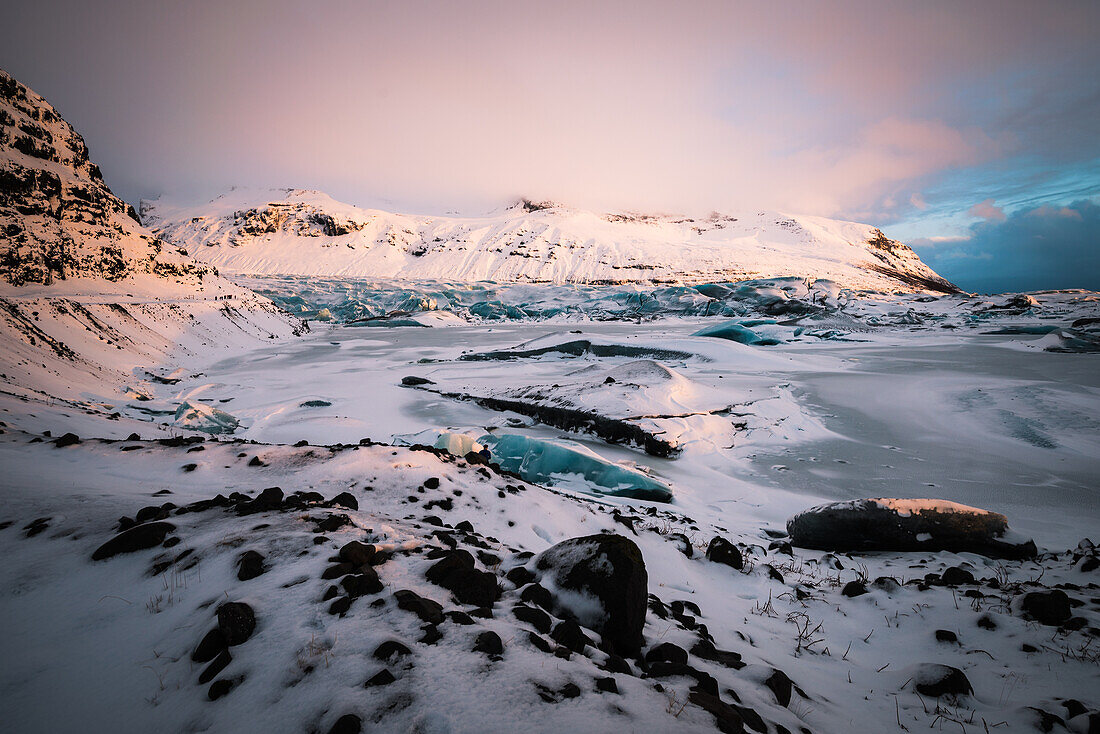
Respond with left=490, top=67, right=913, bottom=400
left=1, top=283, right=1099, bottom=734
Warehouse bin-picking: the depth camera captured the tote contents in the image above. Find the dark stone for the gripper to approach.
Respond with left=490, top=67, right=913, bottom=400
left=364, top=669, right=396, bottom=687
left=688, top=691, right=745, bottom=734
left=217, top=602, right=256, bottom=645
left=595, top=676, right=618, bottom=694
left=912, top=664, right=972, bottom=698
left=419, top=625, right=443, bottom=645
left=401, top=375, right=434, bottom=386
left=424, top=477, right=440, bottom=489
left=787, top=499, right=1037, bottom=559
left=445, top=610, right=474, bottom=625
left=339, top=540, right=375, bottom=567
left=535, top=534, right=648, bottom=656
left=513, top=604, right=552, bottom=633
left=977, top=614, right=997, bottom=630
left=330, top=492, right=358, bottom=510
left=198, top=649, right=231, bottom=684
left=394, top=589, right=444, bottom=624
left=506, top=566, right=536, bottom=587
left=560, top=683, right=581, bottom=699
left=474, top=631, right=504, bottom=656
left=519, top=583, right=553, bottom=610
left=207, top=678, right=235, bottom=700
left=322, top=562, right=356, bottom=580
left=935, top=629, right=958, bottom=643
left=1021, top=590, right=1072, bottom=626
left=92, top=522, right=174, bottom=560
left=765, top=668, right=794, bottom=707
left=706, top=536, right=743, bottom=570
left=842, top=581, right=868, bottom=598
left=192, top=628, right=227, bottom=663
left=237, top=486, right=283, bottom=515
left=54, top=432, right=80, bottom=447
left=328, top=714, right=362, bottom=734
left=425, top=550, right=500, bottom=607
left=237, top=550, right=265, bottom=581
left=314, top=514, right=351, bottom=533
left=373, top=640, right=411, bottom=663
left=322, top=585, right=339, bottom=601
left=247, top=456, right=265, bottom=467
left=603, top=654, right=632, bottom=675
left=940, top=566, right=976, bottom=586
left=329, top=597, right=352, bottom=615
left=527, top=631, right=553, bottom=653
left=136, top=505, right=170, bottom=523
left=341, top=569, right=383, bottom=598
left=645, top=642, right=688, bottom=666
left=550, top=619, right=593, bottom=653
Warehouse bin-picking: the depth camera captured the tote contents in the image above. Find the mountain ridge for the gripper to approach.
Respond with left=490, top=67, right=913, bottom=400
left=143, top=188, right=961, bottom=293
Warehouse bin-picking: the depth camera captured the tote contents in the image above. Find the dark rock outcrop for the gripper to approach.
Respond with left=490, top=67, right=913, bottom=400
left=535, top=533, right=647, bottom=657
left=787, top=498, right=1036, bottom=559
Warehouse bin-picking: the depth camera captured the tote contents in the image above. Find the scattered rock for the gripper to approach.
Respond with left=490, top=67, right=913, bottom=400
left=550, top=619, right=593, bottom=653
left=92, top=522, right=174, bottom=560
left=373, top=640, right=411, bottom=663
left=705, top=536, right=743, bottom=570
left=1020, top=590, right=1072, bottom=626
left=645, top=642, right=688, bottom=666
left=328, top=714, right=362, bottom=734
left=330, top=492, right=358, bottom=511
left=764, top=668, right=794, bottom=707
left=935, top=629, right=958, bottom=643
left=237, top=550, right=265, bottom=581
left=842, top=580, right=868, bottom=598
left=341, top=569, right=383, bottom=598
left=909, top=664, right=972, bottom=698
left=216, top=602, right=256, bottom=646
left=54, top=432, right=80, bottom=448
left=364, top=669, right=396, bottom=687
left=339, top=540, right=375, bottom=566
left=394, top=589, right=444, bottom=625
left=192, top=628, right=227, bottom=663
left=198, top=649, right=231, bottom=684
left=207, top=678, right=236, bottom=700
left=940, top=566, right=976, bottom=586
left=425, top=550, right=500, bottom=607
left=689, top=691, right=745, bottom=734
left=513, top=604, right=552, bottom=633
left=473, top=631, right=504, bottom=656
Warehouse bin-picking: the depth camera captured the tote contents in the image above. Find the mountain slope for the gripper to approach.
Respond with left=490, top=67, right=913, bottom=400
left=0, top=69, right=303, bottom=424
left=144, top=189, right=960, bottom=293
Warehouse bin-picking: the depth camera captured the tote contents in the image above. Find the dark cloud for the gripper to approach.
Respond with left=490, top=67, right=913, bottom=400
left=914, top=200, right=1100, bottom=293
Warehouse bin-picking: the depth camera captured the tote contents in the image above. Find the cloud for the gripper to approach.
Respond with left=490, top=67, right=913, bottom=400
left=913, top=200, right=1100, bottom=292
left=968, top=199, right=1007, bottom=221
left=0, top=0, right=1096, bottom=241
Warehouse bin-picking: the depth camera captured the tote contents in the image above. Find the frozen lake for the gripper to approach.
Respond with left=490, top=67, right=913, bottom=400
left=170, top=311, right=1100, bottom=546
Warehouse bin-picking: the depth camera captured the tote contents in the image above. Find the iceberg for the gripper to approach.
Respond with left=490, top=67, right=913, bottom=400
left=477, top=433, right=673, bottom=502
left=173, top=400, right=239, bottom=434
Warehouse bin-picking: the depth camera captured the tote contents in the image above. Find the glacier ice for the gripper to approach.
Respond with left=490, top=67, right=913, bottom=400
left=477, top=432, right=673, bottom=502
left=173, top=400, right=239, bottom=434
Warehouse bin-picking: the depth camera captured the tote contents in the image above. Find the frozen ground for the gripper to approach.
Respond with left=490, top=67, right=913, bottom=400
left=1, top=282, right=1098, bottom=734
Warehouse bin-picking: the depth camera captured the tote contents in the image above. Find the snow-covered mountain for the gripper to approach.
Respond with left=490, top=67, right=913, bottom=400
left=144, top=189, right=960, bottom=293
left=0, top=69, right=303, bottom=419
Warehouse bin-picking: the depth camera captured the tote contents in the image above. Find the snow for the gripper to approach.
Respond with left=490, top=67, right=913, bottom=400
left=3, top=70, right=1099, bottom=734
